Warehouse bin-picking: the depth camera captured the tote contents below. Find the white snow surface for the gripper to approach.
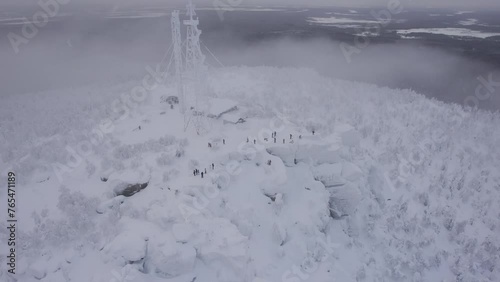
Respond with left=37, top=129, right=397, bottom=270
left=459, top=18, right=479, bottom=26
left=396, top=27, right=500, bottom=39
left=197, top=7, right=287, bottom=12
left=307, top=16, right=378, bottom=26
left=1, top=66, right=500, bottom=282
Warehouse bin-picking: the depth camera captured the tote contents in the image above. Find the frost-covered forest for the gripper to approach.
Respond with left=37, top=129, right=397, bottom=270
left=1, top=66, right=499, bottom=281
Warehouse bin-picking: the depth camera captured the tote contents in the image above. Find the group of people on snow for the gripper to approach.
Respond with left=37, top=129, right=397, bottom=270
left=246, top=130, right=310, bottom=145
left=208, top=139, right=226, bottom=148
left=195, top=130, right=316, bottom=179
left=193, top=163, right=215, bottom=179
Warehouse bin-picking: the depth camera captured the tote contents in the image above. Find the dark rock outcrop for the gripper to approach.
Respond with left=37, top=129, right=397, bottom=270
left=114, top=182, right=149, bottom=197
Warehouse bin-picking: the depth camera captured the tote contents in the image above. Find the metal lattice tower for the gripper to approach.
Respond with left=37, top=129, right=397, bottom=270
left=169, top=1, right=209, bottom=133
left=184, top=0, right=205, bottom=74
left=171, top=10, right=185, bottom=113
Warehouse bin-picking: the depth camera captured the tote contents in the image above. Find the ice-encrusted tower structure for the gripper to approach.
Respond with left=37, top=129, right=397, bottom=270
left=183, top=0, right=206, bottom=74
left=170, top=0, right=206, bottom=79
left=171, top=10, right=185, bottom=113
left=170, top=0, right=210, bottom=133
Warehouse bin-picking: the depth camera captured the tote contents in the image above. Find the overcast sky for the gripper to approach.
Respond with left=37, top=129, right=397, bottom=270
left=2, top=0, right=500, bottom=10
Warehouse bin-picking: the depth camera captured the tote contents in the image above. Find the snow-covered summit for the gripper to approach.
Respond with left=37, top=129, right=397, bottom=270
left=1, top=66, right=499, bottom=282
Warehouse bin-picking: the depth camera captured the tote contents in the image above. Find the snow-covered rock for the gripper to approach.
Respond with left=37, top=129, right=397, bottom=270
left=172, top=223, right=197, bottom=243
left=96, top=195, right=125, bottom=214
left=190, top=217, right=248, bottom=262
left=113, top=182, right=149, bottom=197
left=29, top=260, right=47, bottom=280
left=298, top=144, right=341, bottom=165
left=267, top=144, right=341, bottom=166
left=103, top=232, right=147, bottom=264
left=107, top=168, right=151, bottom=185
left=146, top=239, right=196, bottom=278
left=367, top=167, right=393, bottom=208
left=312, top=163, right=346, bottom=187
left=328, top=183, right=362, bottom=217
left=342, top=162, right=363, bottom=182
left=266, top=146, right=295, bottom=166
left=146, top=202, right=185, bottom=228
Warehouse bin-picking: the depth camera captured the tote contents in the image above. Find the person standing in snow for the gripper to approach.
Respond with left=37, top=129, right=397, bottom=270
left=201, top=172, right=204, bottom=178
left=204, top=168, right=207, bottom=174
left=283, top=139, right=285, bottom=144
left=212, top=163, right=215, bottom=170
left=290, top=134, right=292, bottom=139
left=247, top=137, right=249, bottom=143
left=312, top=130, right=315, bottom=135
left=223, top=139, right=226, bottom=145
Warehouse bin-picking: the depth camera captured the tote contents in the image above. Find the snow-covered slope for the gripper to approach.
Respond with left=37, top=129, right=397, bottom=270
left=1, top=66, right=499, bottom=282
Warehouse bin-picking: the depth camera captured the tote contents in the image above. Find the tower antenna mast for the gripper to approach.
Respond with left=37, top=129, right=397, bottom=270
left=184, top=0, right=205, bottom=75
left=171, top=10, right=185, bottom=113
